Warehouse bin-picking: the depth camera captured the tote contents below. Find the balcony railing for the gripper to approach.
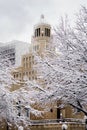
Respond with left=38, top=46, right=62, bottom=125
left=30, top=118, right=85, bottom=125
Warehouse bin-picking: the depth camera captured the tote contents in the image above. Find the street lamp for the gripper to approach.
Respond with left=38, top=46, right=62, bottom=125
left=62, top=122, right=68, bottom=130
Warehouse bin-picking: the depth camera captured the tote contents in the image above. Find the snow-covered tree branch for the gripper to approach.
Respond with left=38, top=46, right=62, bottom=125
left=34, top=6, right=87, bottom=115
left=0, top=56, right=46, bottom=128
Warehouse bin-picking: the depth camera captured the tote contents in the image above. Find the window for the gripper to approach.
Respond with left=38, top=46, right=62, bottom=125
left=32, top=61, right=34, bottom=64
left=32, top=70, right=34, bottom=74
left=38, top=28, right=40, bottom=36
left=26, top=63, right=28, bottom=68
left=29, top=56, right=31, bottom=61
left=37, top=28, right=40, bottom=37
left=19, top=73, right=21, bottom=77
left=26, top=57, right=28, bottom=61
left=48, top=29, right=50, bottom=37
left=32, top=56, right=34, bottom=59
left=47, top=29, right=48, bottom=36
left=45, top=28, right=47, bottom=36
left=35, top=28, right=40, bottom=37
left=32, top=77, right=34, bottom=80
left=34, top=45, right=39, bottom=51
left=16, top=74, right=18, bottom=78
left=29, top=62, right=31, bottom=68
left=35, top=30, right=36, bottom=37
left=23, top=63, right=25, bottom=68
left=26, top=72, right=28, bottom=76
left=45, top=28, right=50, bottom=37
left=35, top=76, right=37, bottom=80
left=29, top=71, right=31, bottom=75
left=37, top=29, right=39, bottom=37
left=23, top=58, right=25, bottom=61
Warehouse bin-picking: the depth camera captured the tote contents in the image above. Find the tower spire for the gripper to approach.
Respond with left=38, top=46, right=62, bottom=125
left=40, top=14, right=45, bottom=23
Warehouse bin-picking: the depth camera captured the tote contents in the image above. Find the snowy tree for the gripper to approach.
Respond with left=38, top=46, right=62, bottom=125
left=0, top=56, right=17, bottom=127
left=0, top=5, right=87, bottom=129
left=0, top=56, right=47, bottom=129
left=34, top=6, right=87, bottom=116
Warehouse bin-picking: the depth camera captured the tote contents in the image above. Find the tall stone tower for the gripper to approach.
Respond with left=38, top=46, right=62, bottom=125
left=13, top=15, right=52, bottom=82
left=30, top=15, right=52, bottom=52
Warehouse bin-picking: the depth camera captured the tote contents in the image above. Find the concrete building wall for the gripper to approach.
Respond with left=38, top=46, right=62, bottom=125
left=0, top=40, right=29, bottom=66
left=0, top=43, right=16, bottom=65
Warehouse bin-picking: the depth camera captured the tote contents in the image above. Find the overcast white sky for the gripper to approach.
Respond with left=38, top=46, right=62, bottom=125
left=0, top=0, right=87, bottom=44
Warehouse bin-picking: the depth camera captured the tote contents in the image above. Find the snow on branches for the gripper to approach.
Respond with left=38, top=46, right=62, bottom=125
left=0, top=56, right=46, bottom=126
left=34, top=6, right=87, bottom=113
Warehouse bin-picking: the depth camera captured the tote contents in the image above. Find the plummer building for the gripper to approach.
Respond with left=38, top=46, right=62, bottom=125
left=13, top=15, right=53, bottom=81
left=12, top=15, right=84, bottom=121
left=12, top=15, right=57, bottom=120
